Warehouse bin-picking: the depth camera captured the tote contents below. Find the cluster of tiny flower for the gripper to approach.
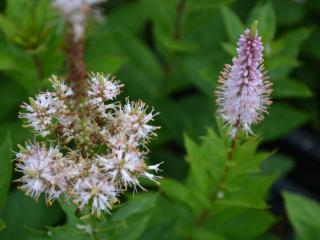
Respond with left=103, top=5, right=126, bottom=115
left=53, top=0, right=104, bottom=41
left=215, top=28, right=272, bottom=137
left=16, top=73, right=160, bottom=216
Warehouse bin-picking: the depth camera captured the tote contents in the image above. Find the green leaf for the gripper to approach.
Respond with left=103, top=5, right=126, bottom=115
left=59, top=201, right=79, bottom=225
left=86, top=54, right=127, bottom=73
left=155, top=31, right=198, bottom=52
left=46, top=225, right=90, bottom=240
left=0, top=191, right=64, bottom=240
left=0, top=219, right=5, bottom=232
left=221, top=6, right=245, bottom=43
left=274, top=0, right=305, bottom=26
left=208, top=208, right=276, bottom=239
left=184, top=130, right=227, bottom=198
left=160, top=179, right=190, bottom=208
left=221, top=174, right=274, bottom=209
left=109, top=193, right=159, bottom=240
left=0, top=134, right=12, bottom=212
left=283, top=192, right=320, bottom=240
left=248, top=1, right=276, bottom=43
left=221, top=42, right=237, bottom=56
left=111, top=193, right=158, bottom=222
left=271, top=28, right=312, bottom=58
left=187, top=0, right=234, bottom=12
left=261, top=154, right=294, bottom=180
left=0, top=15, right=16, bottom=39
left=273, top=79, right=313, bottom=98
left=187, top=227, right=226, bottom=240
left=256, top=103, right=310, bottom=141
left=106, top=1, right=148, bottom=33
left=0, top=52, right=15, bottom=71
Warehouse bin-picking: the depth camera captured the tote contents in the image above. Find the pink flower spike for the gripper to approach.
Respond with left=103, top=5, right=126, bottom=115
left=215, top=28, right=272, bottom=137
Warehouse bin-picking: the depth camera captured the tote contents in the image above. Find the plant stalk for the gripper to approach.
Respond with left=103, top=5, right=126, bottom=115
left=65, top=22, right=88, bottom=103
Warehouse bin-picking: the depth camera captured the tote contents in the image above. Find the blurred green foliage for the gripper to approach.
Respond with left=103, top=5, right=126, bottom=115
left=0, top=0, right=319, bottom=239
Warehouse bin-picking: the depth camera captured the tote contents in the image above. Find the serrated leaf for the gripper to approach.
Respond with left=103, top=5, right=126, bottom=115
left=283, top=192, right=320, bottom=240
left=221, top=174, right=274, bottom=209
left=0, top=134, right=12, bottom=212
left=184, top=130, right=227, bottom=197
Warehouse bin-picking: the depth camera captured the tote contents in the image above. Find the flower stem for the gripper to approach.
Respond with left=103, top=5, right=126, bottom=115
left=172, top=0, right=187, bottom=40
left=65, top=22, right=88, bottom=103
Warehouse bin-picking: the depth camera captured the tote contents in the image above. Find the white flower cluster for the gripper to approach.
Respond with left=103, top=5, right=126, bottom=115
left=16, top=73, right=160, bottom=216
left=53, top=0, right=104, bottom=41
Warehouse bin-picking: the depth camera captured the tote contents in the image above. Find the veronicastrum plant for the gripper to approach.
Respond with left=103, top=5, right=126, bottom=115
left=15, top=0, right=161, bottom=220
left=0, top=1, right=318, bottom=240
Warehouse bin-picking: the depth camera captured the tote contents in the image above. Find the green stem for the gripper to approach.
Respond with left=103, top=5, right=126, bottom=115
left=172, top=0, right=187, bottom=40
left=32, top=54, right=44, bottom=81
left=91, top=231, right=100, bottom=240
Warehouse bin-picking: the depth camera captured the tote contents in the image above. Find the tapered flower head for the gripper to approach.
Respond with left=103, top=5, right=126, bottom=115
left=53, top=0, right=105, bottom=41
left=215, top=28, right=272, bottom=137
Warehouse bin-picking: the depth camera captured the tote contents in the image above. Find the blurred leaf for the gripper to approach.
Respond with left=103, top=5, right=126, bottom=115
left=59, top=201, right=79, bottom=225
left=155, top=31, right=198, bottom=52
left=248, top=1, right=276, bottom=43
left=0, top=80, right=26, bottom=122
left=0, top=191, right=64, bottom=240
left=46, top=225, right=90, bottom=240
left=261, top=154, right=294, bottom=180
left=208, top=208, right=276, bottom=239
left=187, top=0, right=234, bottom=12
left=107, top=1, right=148, bottom=33
left=271, top=28, right=312, bottom=58
left=0, top=52, right=15, bottom=70
left=0, top=122, right=31, bottom=148
left=111, top=193, right=158, bottom=222
left=221, top=6, right=244, bottom=43
left=0, top=219, right=5, bottom=232
left=256, top=103, right=310, bottom=141
left=221, top=174, right=274, bottom=209
left=86, top=54, right=127, bottom=73
left=187, top=227, right=225, bottom=240
left=302, top=27, right=320, bottom=60
left=142, top=0, right=175, bottom=34
left=283, top=192, right=320, bottom=240
left=0, top=134, right=12, bottom=212
left=273, top=78, right=313, bottom=98
left=160, top=179, right=190, bottom=207
left=267, top=56, right=299, bottom=80
left=0, top=15, right=16, bottom=39
left=109, top=193, right=159, bottom=240
left=274, top=0, right=305, bottom=26
left=221, top=42, right=237, bottom=56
